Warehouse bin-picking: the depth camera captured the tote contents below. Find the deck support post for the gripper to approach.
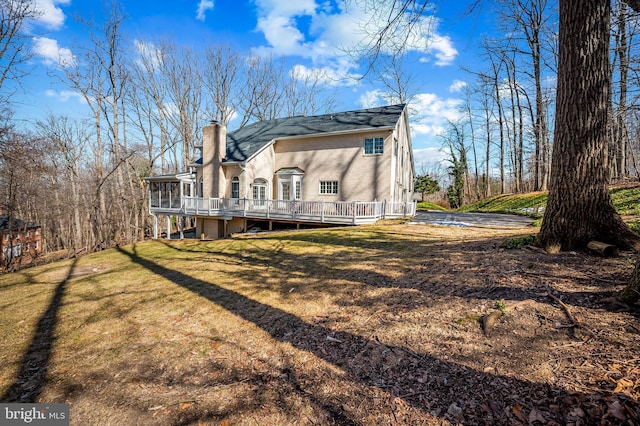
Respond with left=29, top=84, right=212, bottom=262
left=153, top=214, right=158, bottom=239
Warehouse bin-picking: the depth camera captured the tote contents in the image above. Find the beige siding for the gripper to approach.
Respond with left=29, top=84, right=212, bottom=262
left=223, top=164, right=243, bottom=198
left=241, top=145, right=276, bottom=198
left=273, top=130, right=394, bottom=202
left=394, top=110, right=415, bottom=203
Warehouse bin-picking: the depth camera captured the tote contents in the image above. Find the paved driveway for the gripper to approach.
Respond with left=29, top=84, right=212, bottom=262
left=411, top=210, right=534, bottom=227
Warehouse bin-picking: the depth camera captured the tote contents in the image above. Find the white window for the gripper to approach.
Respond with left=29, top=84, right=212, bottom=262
left=231, top=176, right=240, bottom=199
left=319, top=181, right=338, bottom=195
left=364, top=137, right=384, bottom=155
left=253, top=178, right=268, bottom=206
left=276, top=169, right=304, bottom=201
left=281, top=182, right=291, bottom=200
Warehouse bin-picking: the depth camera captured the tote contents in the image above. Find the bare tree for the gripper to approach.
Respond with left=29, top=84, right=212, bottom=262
left=36, top=115, right=89, bottom=251
left=58, top=0, right=137, bottom=249
left=202, top=44, right=240, bottom=126
left=160, top=41, right=203, bottom=168
left=238, top=55, right=286, bottom=126
left=496, top=0, right=554, bottom=191
left=0, top=0, right=40, bottom=102
left=284, top=66, right=337, bottom=117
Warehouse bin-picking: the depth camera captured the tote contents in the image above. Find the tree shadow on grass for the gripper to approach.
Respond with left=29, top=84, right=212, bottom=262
left=1, top=258, right=77, bottom=402
left=116, top=244, right=638, bottom=424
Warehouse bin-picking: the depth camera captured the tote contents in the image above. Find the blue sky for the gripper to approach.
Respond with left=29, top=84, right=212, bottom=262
left=16, top=0, right=498, bottom=168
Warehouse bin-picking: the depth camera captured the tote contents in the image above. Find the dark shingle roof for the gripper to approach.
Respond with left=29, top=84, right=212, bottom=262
left=222, top=104, right=405, bottom=162
left=0, top=215, right=40, bottom=231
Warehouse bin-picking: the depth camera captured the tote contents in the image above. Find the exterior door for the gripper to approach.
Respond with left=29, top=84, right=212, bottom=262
left=253, top=178, right=267, bottom=208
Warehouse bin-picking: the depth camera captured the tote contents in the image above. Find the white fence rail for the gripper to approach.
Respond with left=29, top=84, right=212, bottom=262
left=170, top=197, right=415, bottom=225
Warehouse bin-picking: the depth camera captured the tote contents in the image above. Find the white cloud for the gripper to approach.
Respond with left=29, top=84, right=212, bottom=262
left=196, top=0, right=214, bottom=21
left=358, top=90, right=463, bottom=141
left=256, top=14, right=307, bottom=56
left=358, top=89, right=385, bottom=108
left=410, top=93, right=464, bottom=141
left=33, top=0, right=70, bottom=30
left=426, top=33, right=457, bottom=66
left=45, top=89, right=86, bottom=104
left=32, top=37, right=75, bottom=67
left=449, top=80, right=467, bottom=93
left=413, top=147, right=449, bottom=167
left=291, top=64, right=361, bottom=87
left=252, top=0, right=458, bottom=78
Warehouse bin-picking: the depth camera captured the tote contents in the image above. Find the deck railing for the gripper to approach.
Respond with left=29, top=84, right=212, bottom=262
left=157, top=197, right=416, bottom=225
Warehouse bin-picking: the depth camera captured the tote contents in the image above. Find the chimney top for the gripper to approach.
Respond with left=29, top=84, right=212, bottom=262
left=209, top=119, right=219, bottom=125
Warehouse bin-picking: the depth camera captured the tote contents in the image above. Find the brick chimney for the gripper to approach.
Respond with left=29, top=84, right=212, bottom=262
left=202, top=121, right=227, bottom=198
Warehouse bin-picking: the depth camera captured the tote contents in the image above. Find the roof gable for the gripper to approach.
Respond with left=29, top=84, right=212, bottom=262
left=224, top=104, right=406, bottom=162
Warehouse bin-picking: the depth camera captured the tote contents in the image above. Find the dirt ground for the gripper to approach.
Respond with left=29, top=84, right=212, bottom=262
left=1, top=222, right=639, bottom=425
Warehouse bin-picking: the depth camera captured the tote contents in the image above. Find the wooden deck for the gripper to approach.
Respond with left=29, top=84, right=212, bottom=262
left=150, top=197, right=416, bottom=225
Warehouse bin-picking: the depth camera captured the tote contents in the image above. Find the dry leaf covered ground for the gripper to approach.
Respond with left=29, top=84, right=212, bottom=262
left=0, top=222, right=639, bottom=425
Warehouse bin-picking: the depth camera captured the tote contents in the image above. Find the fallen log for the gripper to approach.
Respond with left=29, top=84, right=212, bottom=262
left=587, top=241, right=619, bottom=257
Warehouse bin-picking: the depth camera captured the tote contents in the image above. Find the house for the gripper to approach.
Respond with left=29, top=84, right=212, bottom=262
left=146, top=104, right=416, bottom=239
left=0, top=215, right=43, bottom=264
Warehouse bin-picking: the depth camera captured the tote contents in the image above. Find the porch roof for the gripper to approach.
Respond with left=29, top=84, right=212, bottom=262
left=144, top=172, right=196, bottom=182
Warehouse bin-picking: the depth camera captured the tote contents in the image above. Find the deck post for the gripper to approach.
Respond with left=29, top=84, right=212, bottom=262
left=153, top=214, right=158, bottom=239
left=166, top=215, right=171, bottom=239
left=352, top=201, right=357, bottom=224
left=179, top=216, right=184, bottom=239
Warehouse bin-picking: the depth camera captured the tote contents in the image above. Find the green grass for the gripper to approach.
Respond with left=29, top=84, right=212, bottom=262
left=458, top=192, right=548, bottom=217
left=458, top=185, right=640, bottom=219
left=416, top=201, right=448, bottom=211
left=609, top=186, right=640, bottom=216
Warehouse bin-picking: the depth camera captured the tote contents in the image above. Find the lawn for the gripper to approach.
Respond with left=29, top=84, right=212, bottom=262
left=1, top=223, right=639, bottom=425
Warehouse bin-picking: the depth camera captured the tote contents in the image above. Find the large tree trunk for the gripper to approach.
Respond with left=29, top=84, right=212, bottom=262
left=537, top=0, right=639, bottom=252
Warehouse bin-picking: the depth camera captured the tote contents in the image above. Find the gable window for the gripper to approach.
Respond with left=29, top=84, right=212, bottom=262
left=231, top=176, right=240, bottom=199
left=319, top=180, right=338, bottom=195
left=364, top=137, right=384, bottom=155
